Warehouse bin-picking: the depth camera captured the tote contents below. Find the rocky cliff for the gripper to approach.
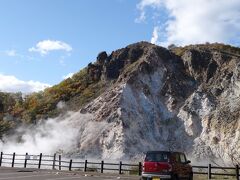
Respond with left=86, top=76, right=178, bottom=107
left=77, top=42, right=240, bottom=165
left=1, top=42, right=240, bottom=165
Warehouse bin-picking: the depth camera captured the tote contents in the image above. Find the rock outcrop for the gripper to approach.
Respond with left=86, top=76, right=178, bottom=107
left=76, top=42, right=240, bottom=165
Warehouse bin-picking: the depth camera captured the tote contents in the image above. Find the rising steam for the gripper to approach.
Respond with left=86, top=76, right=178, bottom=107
left=0, top=112, right=92, bottom=155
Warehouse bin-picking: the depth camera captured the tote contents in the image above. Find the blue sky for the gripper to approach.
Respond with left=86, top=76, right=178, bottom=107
left=0, top=0, right=239, bottom=93
left=0, top=0, right=155, bottom=89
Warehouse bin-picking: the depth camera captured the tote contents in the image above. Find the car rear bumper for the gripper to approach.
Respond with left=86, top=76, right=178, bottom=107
left=142, top=172, right=171, bottom=179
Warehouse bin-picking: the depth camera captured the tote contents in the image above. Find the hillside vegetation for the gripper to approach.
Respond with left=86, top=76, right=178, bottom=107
left=0, top=67, right=108, bottom=134
left=171, top=42, right=240, bottom=57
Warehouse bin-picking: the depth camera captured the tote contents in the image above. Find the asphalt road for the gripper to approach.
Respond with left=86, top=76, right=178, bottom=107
left=0, top=167, right=140, bottom=180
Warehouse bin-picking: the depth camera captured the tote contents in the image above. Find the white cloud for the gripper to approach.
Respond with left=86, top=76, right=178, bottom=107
left=135, top=10, right=146, bottom=23
left=137, top=0, right=240, bottom=46
left=5, top=50, right=17, bottom=57
left=62, top=72, right=74, bottom=79
left=1, top=49, right=34, bottom=60
left=0, top=74, right=51, bottom=93
left=136, top=0, right=162, bottom=23
left=29, top=40, right=72, bottom=55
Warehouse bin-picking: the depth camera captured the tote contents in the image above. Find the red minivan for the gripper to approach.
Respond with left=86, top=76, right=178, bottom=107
left=141, top=151, right=193, bottom=180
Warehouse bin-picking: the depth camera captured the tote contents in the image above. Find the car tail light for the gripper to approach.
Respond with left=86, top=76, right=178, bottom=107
left=167, top=164, right=172, bottom=172
left=143, top=162, right=147, bottom=172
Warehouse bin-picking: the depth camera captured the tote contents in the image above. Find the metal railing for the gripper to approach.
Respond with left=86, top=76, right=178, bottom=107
left=193, top=164, right=239, bottom=180
left=0, top=152, right=141, bottom=175
left=0, top=152, right=239, bottom=179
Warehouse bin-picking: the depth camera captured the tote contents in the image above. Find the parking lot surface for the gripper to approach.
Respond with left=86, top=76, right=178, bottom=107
left=0, top=167, right=139, bottom=180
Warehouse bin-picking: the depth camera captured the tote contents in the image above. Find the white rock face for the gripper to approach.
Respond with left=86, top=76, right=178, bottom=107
left=53, top=47, right=240, bottom=165
left=75, top=45, right=240, bottom=165
left=119, top=73, right=220, bottom=162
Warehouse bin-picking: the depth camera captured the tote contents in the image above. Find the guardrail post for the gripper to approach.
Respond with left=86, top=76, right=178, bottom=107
left=236, top=165, right=239, bottom=180
left=84, top=160, right=87, bottom=172
left=59, top=155, right=61, bottom=170
left=208, top=164, right=212, bottom=179
left=24, top=153, right=28, bottom=168
left=119, top=161, right=122, bottom=174
left=52, top=153, right=56, bottom=170
left=0, top=152, right=3, bottom=166
left=101, top=161, right=104, bottom=173
left=69, top=159, right=72, bottom=171
left=138, top=162, right=142, bottom=176
left=38, top=153, right=42, bottom=169
left=12, top=152, right=15, bottom=167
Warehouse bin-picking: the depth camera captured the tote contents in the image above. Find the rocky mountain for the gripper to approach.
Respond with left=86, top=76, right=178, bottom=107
left=0, top=42, right=240, bottom=165
left=77, top=42, right=240, bottom=165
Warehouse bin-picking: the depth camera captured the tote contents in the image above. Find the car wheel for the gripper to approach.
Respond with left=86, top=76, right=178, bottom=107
left=171, top=174, right=179, bottom=180
left=188, top=172, right=193, bottom=180
left=139, top=177, right=148, bottom=180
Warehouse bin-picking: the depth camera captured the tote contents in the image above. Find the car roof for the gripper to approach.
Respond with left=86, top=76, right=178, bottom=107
left=146, top=151, right=185, bottom=154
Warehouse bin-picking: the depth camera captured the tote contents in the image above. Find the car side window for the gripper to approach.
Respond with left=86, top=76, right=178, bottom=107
left=180, top=154, right=186, bottom=163
left=175, top=153, right=181, bottom=163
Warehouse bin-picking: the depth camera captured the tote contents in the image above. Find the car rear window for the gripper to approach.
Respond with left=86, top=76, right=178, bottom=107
left=145, top=152, right=169, bottom=162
